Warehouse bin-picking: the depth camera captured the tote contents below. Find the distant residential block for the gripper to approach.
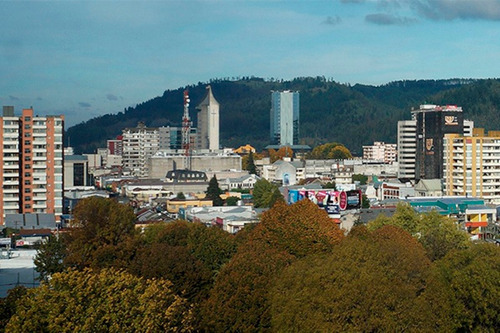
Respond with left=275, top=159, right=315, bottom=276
left=362, top=141, right=397, bottom=164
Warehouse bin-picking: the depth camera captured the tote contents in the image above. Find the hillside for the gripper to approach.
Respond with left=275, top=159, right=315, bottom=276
left=66, top=77, right=498, bottom=155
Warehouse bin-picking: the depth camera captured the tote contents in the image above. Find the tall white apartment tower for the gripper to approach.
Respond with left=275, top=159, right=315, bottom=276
left=196, top=85, right=220, bottom=151
left=270, top=90, right=299, bottom=146
left=121, top=122, right=160, bottom=178
left=0, top=107, right=64, bottom=225
left=397, top=120, right=417, bottom=180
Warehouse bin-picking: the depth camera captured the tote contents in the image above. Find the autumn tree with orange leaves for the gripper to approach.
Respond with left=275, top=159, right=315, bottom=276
left=271, top=225, right=436, bottom=332
left=201, top=200, right=344, bottom=332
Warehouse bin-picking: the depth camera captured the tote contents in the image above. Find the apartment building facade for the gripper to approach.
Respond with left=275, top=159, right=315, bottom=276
left=362, top=141, right=397, bottom=164
left=444, top=129, right=500, bottom=204
left=0, top=107, right=64, bottom=225
left=121, top=122, right=160, bottom=178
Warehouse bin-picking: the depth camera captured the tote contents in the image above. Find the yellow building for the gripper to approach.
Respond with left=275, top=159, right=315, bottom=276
left=166, top=198, right=213, bottom=214
left=444, top=129, right=500, bottom=204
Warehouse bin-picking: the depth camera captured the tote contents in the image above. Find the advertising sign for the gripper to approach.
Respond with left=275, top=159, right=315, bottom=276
left=346, top=190, right=362, bottom=209
left=324, top=205, right=340, bottom=215
left=287, top=189, right=356, bottom=212
left=339, top=191, right=347, bottom=210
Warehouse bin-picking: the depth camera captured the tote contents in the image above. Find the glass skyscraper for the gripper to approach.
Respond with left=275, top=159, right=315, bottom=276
left=270, top=90, right=299, bottom=146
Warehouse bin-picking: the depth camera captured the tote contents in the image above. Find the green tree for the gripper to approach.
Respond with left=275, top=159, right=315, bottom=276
left=252, top=178, right=283, bottom=208
left=176, top=192, right=186, bottom=199
left=271, top=225, right=434, bottom=332
left=131, top=221, right=237, bottom=329
left=361, top=194, right=370, bottom=208
left=323, top=181, right=336, bottom=189
left=34, top=234, right=67, bottom=282
left=368, top=203, right=470, bottom=261
left=424, top=243, right=500, bottom=331
left=0, top=286, right=27, bottom=332
left=225, top=196, right=239, bottom=206
left=418, top=211, right=470, bottom=261
left=206, top=176, right=224, bottom=206
left=246, top=151, right=257, bottom=175
left=202, top=200, right=344, bottom=331
left=6, top=268, right=192, bottom=332
left=64, top=197, right=137, bottom=269
left=352, top=174, right=368, bottom=185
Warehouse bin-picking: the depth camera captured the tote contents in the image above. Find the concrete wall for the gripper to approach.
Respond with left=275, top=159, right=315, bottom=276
left=149, top=155, right=241, bottom=178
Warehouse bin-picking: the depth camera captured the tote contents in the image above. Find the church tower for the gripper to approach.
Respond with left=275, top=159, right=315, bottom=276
left=196, top=85, right=220, bottom=150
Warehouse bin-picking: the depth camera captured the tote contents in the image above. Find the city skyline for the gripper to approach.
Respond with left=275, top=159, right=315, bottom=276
left=2, top=0, right=500, bottom=127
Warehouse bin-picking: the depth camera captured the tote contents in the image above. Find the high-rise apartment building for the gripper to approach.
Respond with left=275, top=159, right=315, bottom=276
left=397, top=119, right=417, bottom=180
left=0, top=107, right=64, bottom=225
left=397, top=104, right=473, bottom=182
left=196, top=85, right=219, bottom=151
left=122, top=122, right=159, bottom=178
left=444, top=129, right=500, bottom=204
left=270, top=90, right=299, bottom=146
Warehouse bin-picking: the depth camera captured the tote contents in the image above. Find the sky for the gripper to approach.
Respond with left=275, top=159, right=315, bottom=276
left=2, top=0, right=500, bottom=127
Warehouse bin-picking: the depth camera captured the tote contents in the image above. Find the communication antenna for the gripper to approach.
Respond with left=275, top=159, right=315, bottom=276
left=182, top=90, right=192, bottom=170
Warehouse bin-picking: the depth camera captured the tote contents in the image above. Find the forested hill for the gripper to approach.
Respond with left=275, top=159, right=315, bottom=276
left=66, top=77, right=500, bottom=155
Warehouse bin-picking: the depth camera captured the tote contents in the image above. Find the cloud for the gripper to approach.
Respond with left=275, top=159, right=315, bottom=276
left=9, top=95, right=19, bottom=101
left=106, top=93, right=118, bottom=101
left=365, top=13, right=417, bottom=25
left=323, top=16, right=342, bottom=25
left=410, top=0, right=500, bottom=21
left=78, top=102, right=91, bottom=108
left=342, top=0, right=500, bottom=21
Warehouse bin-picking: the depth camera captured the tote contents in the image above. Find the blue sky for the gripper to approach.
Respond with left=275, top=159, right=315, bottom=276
left=2, top=0, right=500, bottom=127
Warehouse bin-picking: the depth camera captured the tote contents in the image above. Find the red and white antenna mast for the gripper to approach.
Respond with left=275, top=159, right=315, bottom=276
left=182, top=90, right=191, bottom=170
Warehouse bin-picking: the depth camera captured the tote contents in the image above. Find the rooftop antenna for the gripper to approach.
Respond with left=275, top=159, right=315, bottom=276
left=182, top=90, right=192, bottom=170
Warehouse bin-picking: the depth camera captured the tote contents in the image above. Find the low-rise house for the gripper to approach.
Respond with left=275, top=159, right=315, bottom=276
left=183, top=205, right=259, bottom=233
left=415, top=179, right=443, bottom=197
left=219, top=174, right=260, bottom=191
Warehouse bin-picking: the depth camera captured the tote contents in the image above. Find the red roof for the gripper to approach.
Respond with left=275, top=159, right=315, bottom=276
left=465, top=221, right=488, bottom=228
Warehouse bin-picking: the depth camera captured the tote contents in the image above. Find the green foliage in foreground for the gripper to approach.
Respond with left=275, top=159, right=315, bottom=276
left=368, top=202, right=470, bottom=260
left=10, top=196, right=500, bottom=332
left=252, top=178, right=284, bottom=208
left=6, top=269, right=192, bottom=332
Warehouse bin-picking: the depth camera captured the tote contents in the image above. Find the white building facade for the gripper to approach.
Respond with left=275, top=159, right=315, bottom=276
left=122, top=122, right=160, bottom=178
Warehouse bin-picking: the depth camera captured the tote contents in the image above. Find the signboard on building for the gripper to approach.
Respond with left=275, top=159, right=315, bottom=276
left=287, top=189, right=362, bottom=211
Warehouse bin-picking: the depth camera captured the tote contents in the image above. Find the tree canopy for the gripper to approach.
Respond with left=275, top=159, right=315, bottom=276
left=307, top=142, right=352, bottom=159
left=271, top=225, right=434, bottom=332
left=424, top=243, right=500, bottom=332
left=64, top=197, right=137, bottom=269
left=202, top=200, right=344, bottom=331
left=252, top=178, right=284, bottom=208
left=368, top=202, right=470, bottom=260
left=6, top=269, right=192, bottom=332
